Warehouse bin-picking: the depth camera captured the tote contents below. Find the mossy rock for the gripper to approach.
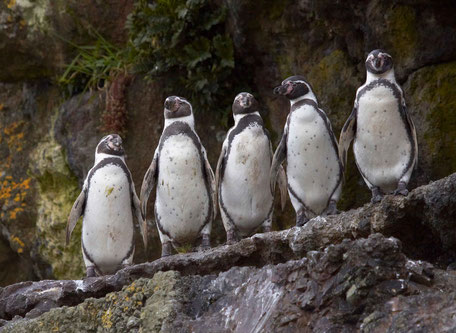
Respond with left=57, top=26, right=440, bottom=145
left=404, top=61, right=456, bottom=181
left=29, top=125, right=85, bottom=279
left=5, top=272, right=182, bottom=333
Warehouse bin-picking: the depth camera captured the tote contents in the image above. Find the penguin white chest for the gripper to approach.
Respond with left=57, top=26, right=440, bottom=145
left=354, top=85, right=412, bottom=191
left=221, top=125, right=273, bottom=232
left=156, top=134, right=209, bottom=243
left=82, top=163, right=134, bottom=272
left=286, top=105, right=341, bottom=214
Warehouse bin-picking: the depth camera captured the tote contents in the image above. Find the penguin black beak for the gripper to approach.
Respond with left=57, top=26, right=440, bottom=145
left=273, top=84, right=288, bottom=95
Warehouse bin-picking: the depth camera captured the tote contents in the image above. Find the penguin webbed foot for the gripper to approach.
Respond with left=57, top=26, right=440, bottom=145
left=370, top=187, right=384, bottom=204
left=226, top=230, right=239, bottom=245
left=296, top=209, right=309, bottom=227
left=86, top=266, right=97, bottom=278
left=120, top=263, right=131, bottom=270
left=394, top=182, right=409, bottom=196
left=200, top=234, right=211, bottom=251
left=263, top=225, right=272, bottom=233
left=325, top=200, right=340, bottom=216
left=161, top=241, right=174, bottom=257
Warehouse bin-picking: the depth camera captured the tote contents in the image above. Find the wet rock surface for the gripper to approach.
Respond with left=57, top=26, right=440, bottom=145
left=3, top=233, right=456, bottom=332
left=0, top=172, right=455, bottom=331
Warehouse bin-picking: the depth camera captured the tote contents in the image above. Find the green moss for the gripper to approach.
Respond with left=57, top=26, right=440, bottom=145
left=29, top=116, right=85, bottom=279
left=406, top=62, right=456, bottom=179
left=306, top=50, right=360, bottom=130
left=5, top=273, right=181, bottom=333
left=387, top=5, right=417, bottom=62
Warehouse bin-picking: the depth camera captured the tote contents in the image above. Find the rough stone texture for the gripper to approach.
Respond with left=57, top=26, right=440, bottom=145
left=3, top=234, right=456, bottom=332
left=0, top=0, right=133, bottom=82
left=0, top=172, right=454, bottom=327
left=0, top=0, right=455, bottom=287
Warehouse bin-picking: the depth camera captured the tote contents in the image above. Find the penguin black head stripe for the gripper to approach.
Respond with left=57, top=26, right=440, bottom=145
left=273, top=76, right=311, bottom=100
left=164, top=96, right=192, bottom=119
left=365, top=49, right=393, bottom=75
left=96, top=134, right=124, bottom=156
left=232, top=92, right=259, bottom=115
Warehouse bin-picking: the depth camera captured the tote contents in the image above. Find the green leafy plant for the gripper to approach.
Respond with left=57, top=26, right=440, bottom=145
left=58, top=28, right=132, bottom=95
left=58, top=28, right=134, bottom=136
left=127, top=0, right=235, bottom=112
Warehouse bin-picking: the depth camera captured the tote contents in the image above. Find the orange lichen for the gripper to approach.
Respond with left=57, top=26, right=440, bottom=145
left=0, top=104, right=4, bottom=111
left=6, top=0, right=15, bottom=9
left=0, top=177, right=31, bottom=221
left=10, top=235, right=25, bottom=254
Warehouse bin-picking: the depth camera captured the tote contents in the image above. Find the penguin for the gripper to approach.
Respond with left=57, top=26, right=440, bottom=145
left=215, top=92, right=287, bottom=244
left=140, top=96, right=216, bottom=257
left=66, top=134, right=148, bottom=277
left=339, top=50, right=418, bottom=203
left=270, top=76, right=344, bottom=226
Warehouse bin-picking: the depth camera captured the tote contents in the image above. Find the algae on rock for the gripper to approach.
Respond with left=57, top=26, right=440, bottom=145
left=5, top=272, right=182, bottom=333
left=404, top=61, right=456, bottom=181
left=29, top=120, right=84, bottom=280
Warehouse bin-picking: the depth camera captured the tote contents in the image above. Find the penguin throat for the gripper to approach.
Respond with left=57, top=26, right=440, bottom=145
left=233, top=111, right=260, bottom=125
left=94, top=153, right=125, bottom=164
left=290, top=93, right=317, bottom=106
left=164, top=114, right=195, bottom=129
left=366, top=68, right=396, bottom=84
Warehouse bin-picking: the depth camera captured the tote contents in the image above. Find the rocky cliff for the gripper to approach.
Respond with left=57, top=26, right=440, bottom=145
left=0, top=0, right=455, bottom=330
left=0, top=172, right=455, bottom=331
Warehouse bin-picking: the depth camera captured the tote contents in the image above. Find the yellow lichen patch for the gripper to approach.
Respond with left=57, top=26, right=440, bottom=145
left=125, top=282, right=138, bottom=293
left=6, top=0, right=16, bottom=9
left=0, top=176, right=31, bottom=221
left=11, top=235, right=25, bottom=253
left=1, top=121, right=25, bottom=161
left=9, top=207, right=24, bottom=219
left=101, top=308, right=113, bottom=329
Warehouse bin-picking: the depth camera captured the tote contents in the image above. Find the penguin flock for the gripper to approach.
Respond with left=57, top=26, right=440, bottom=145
left=67, top=49, right=418, bottom=277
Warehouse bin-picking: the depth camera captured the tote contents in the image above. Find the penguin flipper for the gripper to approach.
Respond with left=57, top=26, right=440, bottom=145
left=339, top=107, right=357, bottom=172
left=404, top=105, right=419, bottom=169
left=203, top=150, right=217, bottom=220
left=140, top=153, right=158, bottom=222
left=215, top=144, right=226, bottom=210
left=277, top=165, right=287, bottom=211
left=270, top=132, right=287, bottom=194
left=66, top=189, right=86, bottom=246
left=132, top=184, right=148, bottom=251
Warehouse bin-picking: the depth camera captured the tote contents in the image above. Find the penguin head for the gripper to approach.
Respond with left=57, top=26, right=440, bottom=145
left=365, top=50, right=393, bottom=75
left=164, top=96, right=193, bottom=119
left=232, top=92, right=259, bottom=115
left=96, top=134, right=125, bottom=157
left=273, top=76, right=315, bottom=102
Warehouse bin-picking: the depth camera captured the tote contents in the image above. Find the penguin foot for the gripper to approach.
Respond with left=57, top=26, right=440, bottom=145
left=296, top=207, right=309, bottom=227
left=325, top=200, right=340, bottom=215
left=86, top=266, right=97, bottom=278
left=201, top=234, right=211, bottom=250
left=371, top=187, right=383, bottom=203
left=296, top=217, right=309, bottom=227
left=120, top=263, right=131, bottom=270
left=226, top=230, right=239, bottom=245
left=394, top=182, right=409, bottom=196
left=161, top=242, right=173, bottom=257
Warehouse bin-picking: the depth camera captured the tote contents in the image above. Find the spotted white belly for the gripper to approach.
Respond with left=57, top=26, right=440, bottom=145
left=354, top=85, right=411, bottom=192
left=221, top=125, right=273, bottom=235
left=286, top=104, right=341, bottom=215
left=82, top=164, right=134, bottom=273
left=155, top=134, right=209, bottom=243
